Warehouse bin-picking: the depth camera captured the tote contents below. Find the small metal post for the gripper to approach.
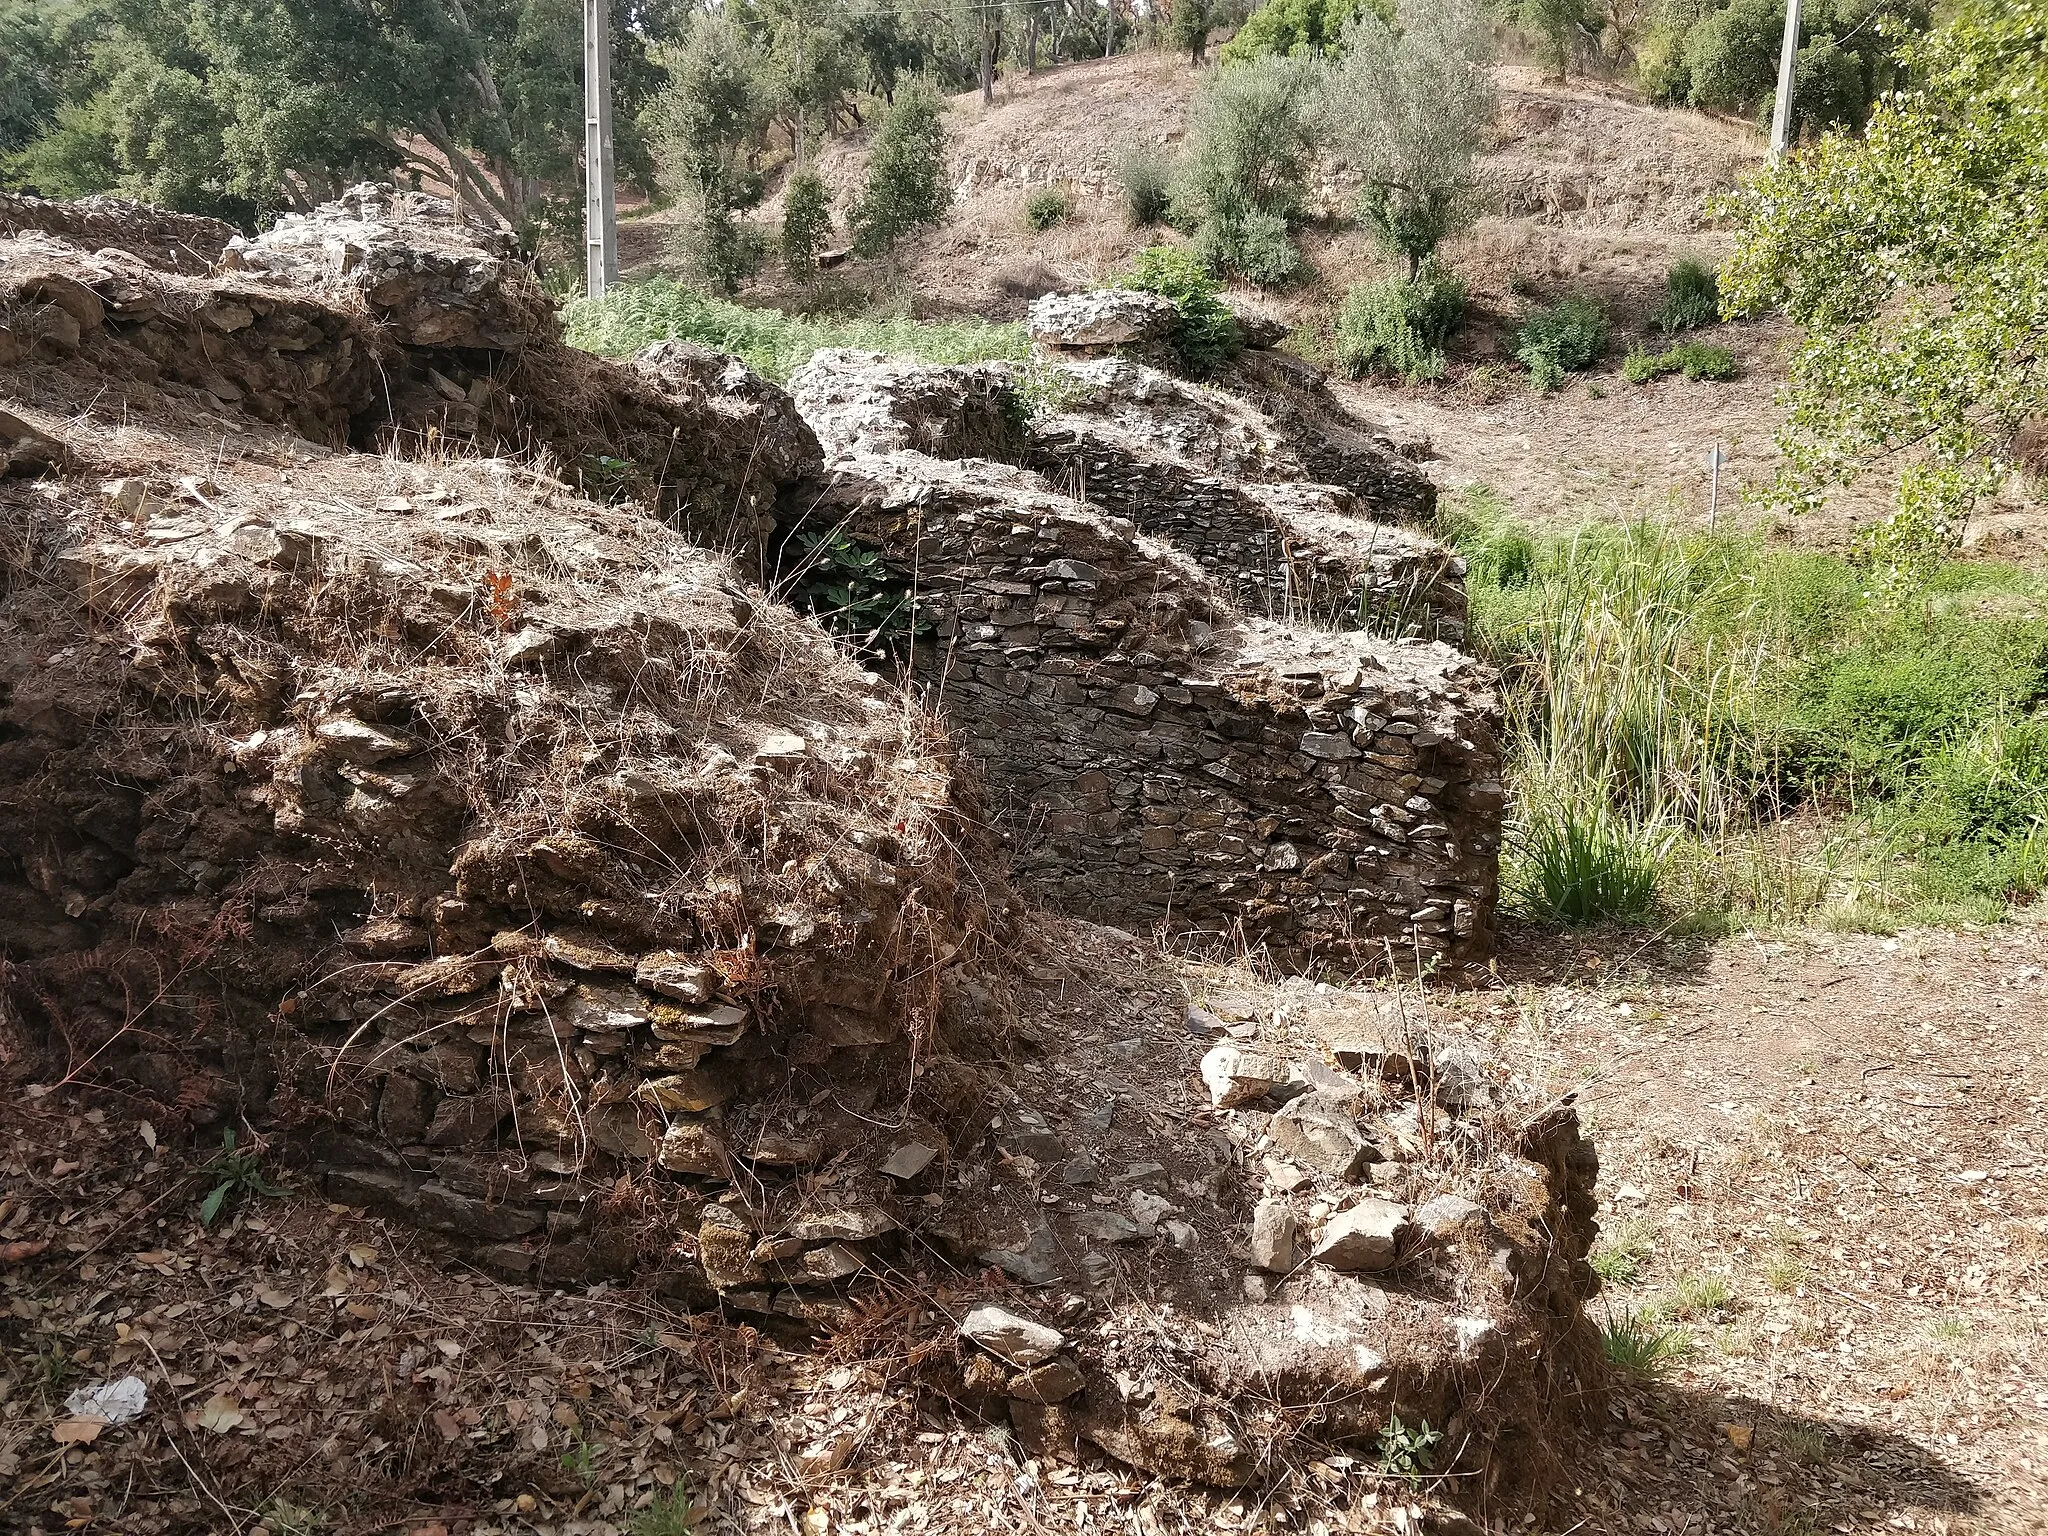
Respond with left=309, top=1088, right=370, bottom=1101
left=1708, top=442, right=1724, bottom=531
left=1768, top=0, right=1802, bottom=158
left=583, top=0, right=618, bottom=298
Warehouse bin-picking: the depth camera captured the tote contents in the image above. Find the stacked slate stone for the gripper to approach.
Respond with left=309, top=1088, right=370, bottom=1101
left=788, top=339, right=1503, bottom=971
left=1, top=184, right=820, bottom=566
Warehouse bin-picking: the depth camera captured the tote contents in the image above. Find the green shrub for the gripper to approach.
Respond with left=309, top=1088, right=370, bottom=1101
left=1220, top=0, right=1386, bottom=62
left=1624, top=340, right=1741, bottom=384
left=563, top=279, right=1028, bottom=381
left=850, top=79, right=950, bottom=259
left=1514, top=294, right=1609, bottom=386
left=1334, top=258, right=1468, bottom=383
left=1119, top=149, right=1174, bottom=227
left=1023, top=184, right=1073, bottom=232
left=1195, top=206, right=1308, bottom=288
left=1654, top=258, right=1721, bottom=333
left=1170, top=55, right=1323, bottom=286
left=1117, top=245, right=1241, bottom=374
left=781, top=169, right=833, bottom=283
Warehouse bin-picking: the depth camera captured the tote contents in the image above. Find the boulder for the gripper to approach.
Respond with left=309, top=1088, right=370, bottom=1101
left=1028, top=289, right=1182, bottom=348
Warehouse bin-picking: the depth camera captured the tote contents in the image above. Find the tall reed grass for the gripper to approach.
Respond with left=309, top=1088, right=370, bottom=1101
left=1446, top=491, right=2048, bottom=931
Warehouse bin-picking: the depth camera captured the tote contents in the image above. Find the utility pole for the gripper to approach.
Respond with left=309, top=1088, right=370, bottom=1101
left=583, top=0, right=618, bottom=298
left=1768, top=0, right=1802, bottom=157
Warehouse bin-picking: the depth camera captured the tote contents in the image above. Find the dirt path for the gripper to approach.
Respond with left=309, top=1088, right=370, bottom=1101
left=1446, top=917, right=2048, bottom=1533
left=6, top=915, right=2044, bottom=1534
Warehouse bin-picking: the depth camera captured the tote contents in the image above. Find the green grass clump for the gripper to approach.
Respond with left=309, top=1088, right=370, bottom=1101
left=1334, top=258, right=1467, bottom=384
left=1443, top=488, right=2048, bottom=932
left=562, top=280, right=1029, bottom=382
left=1666, top=1272, right=1738, bottom=1319
left=1653, top=258, right=1721, bottom=333
left=1590, top=1217, right=1658, bottom=1286
left=1624, top=339, right=1741, bottom=384
left=1514, top=294, right=1609, bottom=390
left=1601, top=1311, right=1689, bottom=1374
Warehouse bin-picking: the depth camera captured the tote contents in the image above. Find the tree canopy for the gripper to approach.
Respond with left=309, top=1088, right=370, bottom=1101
left=1723, top=0, right=2048, bottom=552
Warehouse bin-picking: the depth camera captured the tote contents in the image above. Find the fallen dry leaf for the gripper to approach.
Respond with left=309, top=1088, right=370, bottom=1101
left=1719, top=1422, right=1754, bottom=1451
left=52, top=1418, right=106, bottom=1445
left=194, top=1395, right=244, bottom=1434
left=1, top=1239, right=51, bottom=1263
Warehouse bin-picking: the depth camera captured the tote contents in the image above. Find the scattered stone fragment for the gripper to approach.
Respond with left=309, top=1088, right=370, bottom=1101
left=1267, top=1092, right=1373, bottom=1180
left=1076, top=1209, right=1142, bottom=1244
left=1452, top=1316, right=1499, bottom=1358
left=1009, top=1357, right=1086, bottom=1404
left=1201, top=1043, right=1287, bottom=1109
left=1312, top=1199, right=1409, bottom=1273
left=1184, top=1006, right=1228, bottom=1039
left=1128, top=1189, right=1175, bottom=1238
left=635, top=950, right=716, bottom=1003
left=655, top=1120, right=729, bottom=1177
left=788, top=1207, right=898, bottom=1243
left=880, top=1141, right=938, bottom=1179
left=961, top=1305, right=1065, bottom=1367
left=697, top=1205, right=762, bottom=1289
left=980, top=1225, right=1062, bottom=1286
left=1412, top=1193, right=1493, bottom=1245
left=1250, top=1197, right=1299, bottom=1273
left=1059, top=1153, right=1100, bottom=1186
left=1263, top=1156, right=1311, bottom=1193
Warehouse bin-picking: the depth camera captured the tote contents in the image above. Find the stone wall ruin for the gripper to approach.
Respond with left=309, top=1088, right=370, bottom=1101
left=789, top=346, right=1502, bottom=970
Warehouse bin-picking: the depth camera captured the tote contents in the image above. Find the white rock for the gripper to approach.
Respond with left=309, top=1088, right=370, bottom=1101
left=1250, top=1197, right=1299, bottom=1273
left=1027, top=289, right=1181, bottom=348
left=1200, top=1044, right=1286, bottom=1109
left=1312, top=1199, right=1409, bottom=1272
left=961, top=1305, right=1064, bottom=1366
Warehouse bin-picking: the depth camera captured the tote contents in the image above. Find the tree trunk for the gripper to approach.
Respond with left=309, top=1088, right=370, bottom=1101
left=1103, top=0, right=1115, bottom=58
left=981, top=13, right=996, bottom=105
left=1027, top=13, right=1039, bottom=73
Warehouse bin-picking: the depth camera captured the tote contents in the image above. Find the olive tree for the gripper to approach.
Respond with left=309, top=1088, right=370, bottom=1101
left=1326, top=0, right=1497, bottom=277
left=1722, top=0, right=2048, bottom=572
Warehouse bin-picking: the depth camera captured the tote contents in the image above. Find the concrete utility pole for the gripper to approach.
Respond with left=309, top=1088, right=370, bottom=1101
left=1768, top=0, right=1802, bottom=157
left=583, top=0, right=618, bottom=298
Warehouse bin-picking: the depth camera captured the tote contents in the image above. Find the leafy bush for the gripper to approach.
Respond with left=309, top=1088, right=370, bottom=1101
left=783, top=530, right=926, bottom=657
left=1117, top=245, right=1241, bottom=373
left=1514, top=294, right=1609, bottom=387
left=1170, top=55, right=1324, bottom=286
left=1119, top=149, right=1174, bottom=227
left=1654, top=258, right=1721, bottom=332
left=1023, top=185, right=1073, bottom=232
left=1334, top=258, right=1468, bottom=382
left=563, top=279, right=1028, bottom=381
left=1220, top=0, right=1385, bottom=61
left=1374, top=1414, right=1442, bottom=1484
left=1623, top=340, right=1741, bottom=383
left=781, top=169, right=833, bottom=283
left=850, top=79, right=950, bottom=259
left=1329, top=0, right=1495, bottom=275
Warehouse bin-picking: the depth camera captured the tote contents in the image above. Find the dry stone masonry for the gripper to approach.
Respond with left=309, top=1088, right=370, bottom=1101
left=0, top=191, right=1601, bottom=1519
left=789, top=340, right=1502, bottom=970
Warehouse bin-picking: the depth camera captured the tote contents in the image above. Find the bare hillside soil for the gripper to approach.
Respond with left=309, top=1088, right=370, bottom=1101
left=7, top=912, right=2045, bottom=1534
left=625, top=51, right=2048, bottom=558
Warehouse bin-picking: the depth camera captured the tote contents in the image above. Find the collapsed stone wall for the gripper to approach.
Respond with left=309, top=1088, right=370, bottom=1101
left=1021, top=359, right=1467, bottom=643
left=0, top=184, right=820, bottom=566
left=791, top=354, right=1502, bottom=968
left=0, top=191, right=236, bottom=275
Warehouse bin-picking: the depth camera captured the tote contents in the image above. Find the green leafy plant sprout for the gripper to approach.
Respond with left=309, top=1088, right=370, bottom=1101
left=1600, top=1310, right=1689, bottom=1374
left=785, top=531, right=926, bottom=658
left=1374, top=1412, right=1443, bottom=1484
left=1116, top=245, right=1241, bottom=374
left=631, top=1485, right=702, bottom=1536
left=198, top=1127, right=286, bottom=1228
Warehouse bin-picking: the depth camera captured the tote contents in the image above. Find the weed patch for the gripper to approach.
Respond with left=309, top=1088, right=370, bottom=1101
left=563, top=281, right=1028, bottom=382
